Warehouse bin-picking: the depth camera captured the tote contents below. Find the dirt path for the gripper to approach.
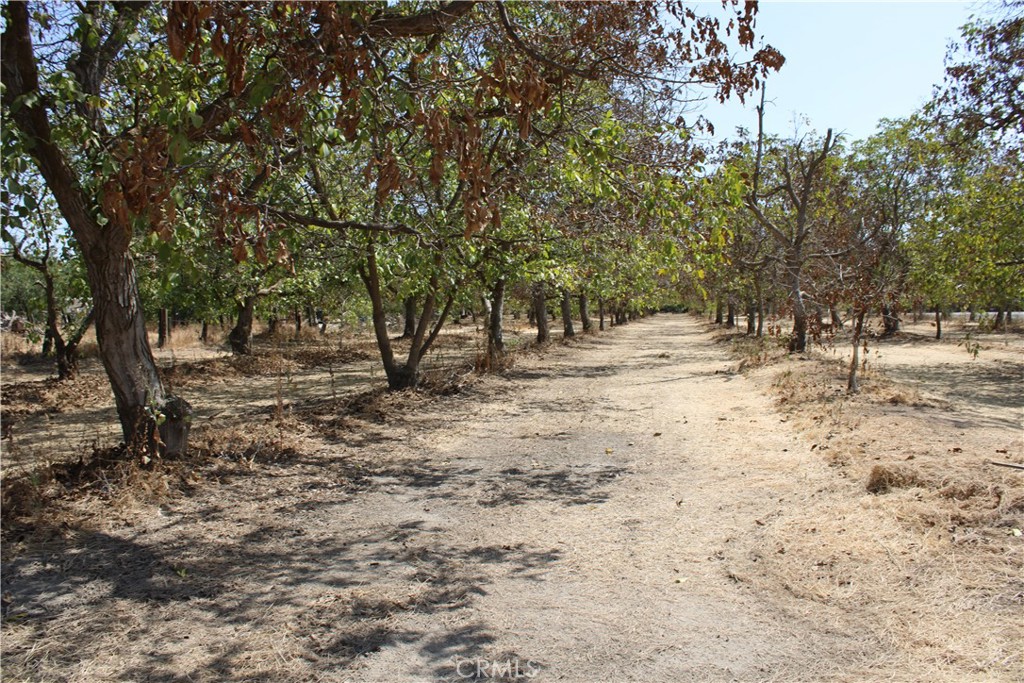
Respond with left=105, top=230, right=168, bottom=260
left=2, top=315, right=1020, bottom=682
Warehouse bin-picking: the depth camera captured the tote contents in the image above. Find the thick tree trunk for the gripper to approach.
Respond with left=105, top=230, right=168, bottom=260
left=293, top=308, right=302, bottom=339
left=935, top=307, right=942, bottom=340
left=579, top=293, right=592, bottom=333
left=598, top=298, right=606, bottom=331
left=560, top=289, right=575, bottom=338
left=486, top=279, right=506, bottom=369
left=746, top=301, right=756, bottom=335
left=201, top=320, right=209, bottom=344
left=90, top=250, right=191, bottom=455
left=401, top=296, right=417, bottom=339
left=533, top=283, right=550, bottom=344
left=229, top=296, right=256, bottom=355
left=726, top=301, right=736, bottom=328
left=714, top=298, right=724, bottom=325
left=157, top=307, right=170, bottom=348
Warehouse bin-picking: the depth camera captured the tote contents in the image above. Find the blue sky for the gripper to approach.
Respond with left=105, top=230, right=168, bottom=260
left=693, top=1, right=980, bottom=144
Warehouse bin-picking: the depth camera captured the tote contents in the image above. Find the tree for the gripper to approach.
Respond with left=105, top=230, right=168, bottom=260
left=933, top=0, right=1023, bottom=151
left=2, top=1, right=783, bottom=449
left=742, top=124, right=841, bottom=353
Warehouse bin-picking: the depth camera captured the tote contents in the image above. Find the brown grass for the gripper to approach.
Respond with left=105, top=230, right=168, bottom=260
left=722, top=328, right=1024, bottom=678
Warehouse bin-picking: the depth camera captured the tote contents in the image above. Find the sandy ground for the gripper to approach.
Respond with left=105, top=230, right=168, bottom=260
left=1, top=314, right=1022, bottom=682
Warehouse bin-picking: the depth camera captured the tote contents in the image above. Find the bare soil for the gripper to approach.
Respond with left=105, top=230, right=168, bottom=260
left=1, top=314, right=1021, bottom=682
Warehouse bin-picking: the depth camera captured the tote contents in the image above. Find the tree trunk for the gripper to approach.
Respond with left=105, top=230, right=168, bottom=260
left=533, top=283, right=550, bottom=344
left=267, top=315, right=279, bottom=336
left=881, top=304, right=900, bottom=337
left=201, top=320, right=209, bottom=344
left=935, top=307, right=942, bottom=340
left=42, top=325, right=54, bottom=357
left=157, top=307, right=170, bottom=349
left=746, top=300, right=756, bottom=335
left=486, top=278, right=506, bottom=369
left=755, top=281, right=765, bottom=338
left=401, top=296, right=417, bottom=339
left=726, top=301, right=736, bottom=328
left=830, top=307, right=844, bottom=332
left=848, top=308, right=867, bottom=394
left=714, top=298, right=724, bottom=325
left=788, top=257, right=808, bottom=352
left=293, top=308, right=302, bottom=339
left=359, top=246, right=453, bottom=390
left=560, top=289, right=575, bottom=338
left=91, top=251, right=191, bottom=454
left=229, top=296, right=256, bottom=355
left=52, top=307, right=94, bottom=382
left=598, top=298, right=605, bottom=331
left=579, top=293, right=592, bottom=333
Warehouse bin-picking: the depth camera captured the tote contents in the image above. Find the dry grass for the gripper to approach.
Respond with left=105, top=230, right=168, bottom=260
left=728, top=334, right=1024, bottom=679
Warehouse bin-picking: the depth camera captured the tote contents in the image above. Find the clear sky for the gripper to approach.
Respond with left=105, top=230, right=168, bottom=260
left=693, top=1, right=981, bottom=144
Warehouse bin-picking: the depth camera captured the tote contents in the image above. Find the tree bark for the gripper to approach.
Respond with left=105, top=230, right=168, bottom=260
left=935, top=307, right=942, bottom=340
left=578, top=293, right=592, bottom=332
left=714, top=298, right=724, bottom=325
left=157, top=307, right=170, bottom=349
left=726, top=301, right=736, bottom=328
left=229, top=296, right=256, bottom=355
left=401, top=296, right=417, bottom=339
left=787, top=254, right=808, bottom=353
left=848, top=308, right=867, bottom=394
left=486, top=278, right=506, bottom=369
left=533, top=283, right=550, bottom=343
left=881, top=304, right=900, bottom=337
left=598, top=298, right=605, bottom=331
left=560, top=289, right=575, bottom=338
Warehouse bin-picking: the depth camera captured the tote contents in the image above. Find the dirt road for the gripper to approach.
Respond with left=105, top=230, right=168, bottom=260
left=3, top=315, right=1020, bottom=682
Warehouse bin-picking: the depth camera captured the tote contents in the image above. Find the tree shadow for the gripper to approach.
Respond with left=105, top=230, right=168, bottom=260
left=2, top=510, right=560, bottom=681
left=476, top=465, right=627, bottom=508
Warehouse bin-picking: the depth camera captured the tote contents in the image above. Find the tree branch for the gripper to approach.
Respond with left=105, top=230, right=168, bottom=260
left=260, top=205, right=418, bottom=236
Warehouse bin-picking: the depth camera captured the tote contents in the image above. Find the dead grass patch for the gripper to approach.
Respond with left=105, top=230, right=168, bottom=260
left=1, top=374, right=112, bottom=422
left=865, top=464, right=930, bottom=493
left=1, top=446, right=189, bottom=537
left=731, top=333, right=1024, bottom=677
